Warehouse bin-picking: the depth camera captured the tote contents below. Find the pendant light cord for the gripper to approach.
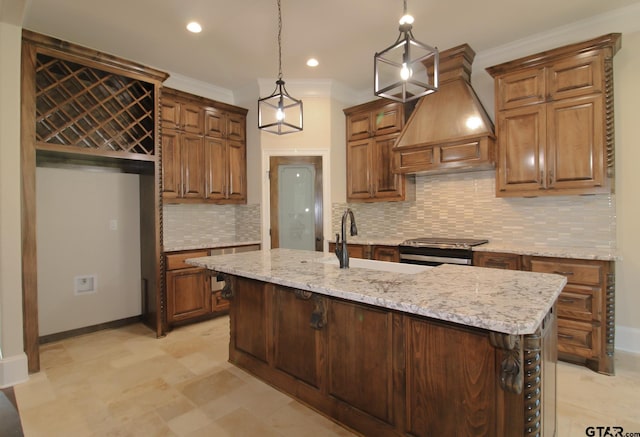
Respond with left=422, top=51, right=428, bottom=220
left=277, top=0, right=283, bottom=81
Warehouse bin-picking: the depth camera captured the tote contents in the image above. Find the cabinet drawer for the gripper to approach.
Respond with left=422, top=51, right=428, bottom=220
left=557, top=318, right=600, bottom=359
left=166, top=250, right=209, bottom=270
left=557, top=289, right=597, bottom=322
left=473, top=252, right=521, bottom=270
left=530, top=258, right=602, bottom=286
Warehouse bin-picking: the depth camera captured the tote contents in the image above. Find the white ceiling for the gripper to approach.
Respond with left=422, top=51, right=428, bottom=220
left=20, top=0, right=640, bottom=94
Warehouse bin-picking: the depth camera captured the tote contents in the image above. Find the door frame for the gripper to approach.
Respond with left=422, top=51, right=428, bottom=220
left=269, top=156, right=323, bottom=251
left=262, top=150, right=330, bottom=253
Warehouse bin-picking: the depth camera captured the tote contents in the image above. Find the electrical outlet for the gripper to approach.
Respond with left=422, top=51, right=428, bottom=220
left=109, top=219, right=118, bottom=231
left=74, top=275, right=97, bottom=294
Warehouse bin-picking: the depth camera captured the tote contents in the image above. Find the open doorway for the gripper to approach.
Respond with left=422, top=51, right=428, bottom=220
left=269, top=156, right=323, bottom=251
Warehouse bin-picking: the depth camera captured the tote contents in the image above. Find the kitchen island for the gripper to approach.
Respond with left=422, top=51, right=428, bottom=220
left=188, top=248, right=566, bottom=436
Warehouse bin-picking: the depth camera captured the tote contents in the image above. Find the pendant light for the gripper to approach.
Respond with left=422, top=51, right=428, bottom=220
left=258, top=0, right=303, bottom=134
left=374, top=0, right=439, bottom=102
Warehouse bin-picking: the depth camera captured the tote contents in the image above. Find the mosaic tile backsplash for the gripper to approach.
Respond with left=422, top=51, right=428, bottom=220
left=333, top=171, right=616, bottom=250
left=163, top=203, right=261, bottom=249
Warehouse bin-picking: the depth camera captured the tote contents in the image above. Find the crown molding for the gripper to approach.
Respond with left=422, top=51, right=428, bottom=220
left=475, top=2, right=640, bottom=70
left=163, top=72, right=235, bottom=105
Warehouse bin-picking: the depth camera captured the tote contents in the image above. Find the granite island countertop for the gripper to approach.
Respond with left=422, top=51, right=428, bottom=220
left=187, top=248, right=566, bottom=336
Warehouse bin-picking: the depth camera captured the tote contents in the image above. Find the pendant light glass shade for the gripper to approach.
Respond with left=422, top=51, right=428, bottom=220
left=258, top=0, right=303, bottom=134
left=374, top=0, right=438, bottom=103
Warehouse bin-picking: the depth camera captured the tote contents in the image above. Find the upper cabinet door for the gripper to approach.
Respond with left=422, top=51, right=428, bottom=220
left=371, top=134, right=404, bottom=200
left=347, top=112, right=373, bottom=142
left=161, top=130, right=182, bottom=198
left=227, top=113, right=246, bottom=142
left=204, top=136, right=227, bottom=201
left=547, top=52, right=603, bottom=101
left=204, top=107, right=225, bottom=138
left=546, top=95, right=604, bottom=192
left=346, top=139, right=373, bottom=200
left=372, top=102, right=403, bottom=137
left=181, top=103, right=204, bottom=134
left=161, top=98, right=181, bottom=130
left=496, top=105, right=546, bottom=195
left=226, top=139, right=246, bottom=202
left=496, top=68, right=545, bottom=111
left=181, top=134, right=205, bottom=198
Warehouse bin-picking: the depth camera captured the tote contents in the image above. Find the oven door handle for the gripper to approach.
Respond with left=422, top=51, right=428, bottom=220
left=399, top=253, right=472, bottom=265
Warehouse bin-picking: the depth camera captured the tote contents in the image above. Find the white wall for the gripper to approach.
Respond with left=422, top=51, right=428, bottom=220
left=257, top=81, right=348, bottom=250
left=612, top=29, right=640, bottom=351
left=36, top=167, right=142, bottom=336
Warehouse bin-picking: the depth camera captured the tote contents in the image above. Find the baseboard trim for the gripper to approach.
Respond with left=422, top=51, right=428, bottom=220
left=0, top=353, right=29, bottom=388
left=39, top=316, right=143, bottom=344
left=615, top=325, right=640, bottom=354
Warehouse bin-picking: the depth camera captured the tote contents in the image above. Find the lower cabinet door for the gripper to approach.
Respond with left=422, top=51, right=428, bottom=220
left=166, top=267, right=211, bottom=323
left=273, top=287, right=321, bottom=388
left=326, top=299, right=395, bottom=424
left=231, top=277, right=269, bottom=363
left=404, top=318, right=497, bottom=436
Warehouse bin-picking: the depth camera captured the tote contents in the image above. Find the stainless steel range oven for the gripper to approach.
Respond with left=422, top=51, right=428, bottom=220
left=399, top=238, right=488, bottom=266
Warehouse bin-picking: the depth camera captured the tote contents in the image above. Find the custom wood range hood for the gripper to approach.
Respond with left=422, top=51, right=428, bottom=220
left=392, top=44, right=496, bottom=175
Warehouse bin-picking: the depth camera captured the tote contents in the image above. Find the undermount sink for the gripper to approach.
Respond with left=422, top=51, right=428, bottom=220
left=313, top=256, right=430, bottom=274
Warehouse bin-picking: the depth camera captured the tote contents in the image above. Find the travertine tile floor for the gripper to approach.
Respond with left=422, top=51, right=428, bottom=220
left=14, top=316, right=640, bottom=436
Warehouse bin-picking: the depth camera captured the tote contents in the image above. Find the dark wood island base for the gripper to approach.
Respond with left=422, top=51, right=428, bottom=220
left=224, top=275, right=557, bottom=437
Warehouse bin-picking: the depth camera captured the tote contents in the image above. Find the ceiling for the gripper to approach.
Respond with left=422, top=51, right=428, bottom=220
left=20, top=0, right=640, bottom=94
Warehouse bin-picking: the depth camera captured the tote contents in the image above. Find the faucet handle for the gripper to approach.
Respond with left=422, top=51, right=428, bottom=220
left=334, top=233, right=341, bottom=246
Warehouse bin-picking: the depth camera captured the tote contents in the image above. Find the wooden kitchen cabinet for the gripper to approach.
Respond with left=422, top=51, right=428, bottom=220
left=204, top=137, right=246, bottom=202
left=475, top=250, right=615, bottom=375
left=327, top=299, right=396, bottom=424
left=327, top=243, right=399, bottom=262
left=161, top=97, right=203, bottom=133
left=226, top=274, right=557, bottom=436
left=525, top=256, right=614, bottom=375
left=373, top=245, right=400, bottom=262
left=273, top=286, right=323, bottom=388
left=161, top=88, right=247, bottom=203
left=487, top=34, right=620, bottom=197
left=344, top=100, right=408, bottom=202
left=165, top=250, right=211, bottom=324
left=229, top=276, right=270, bottom=363
left=346, top=100, right=403, bottom=141
left=473, top=251, right=521, bottom=270
left=328, top=242, right=369, bottom=260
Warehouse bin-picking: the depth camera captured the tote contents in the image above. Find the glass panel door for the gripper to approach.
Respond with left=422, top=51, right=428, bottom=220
left=277, top=164, right=316, bottom=250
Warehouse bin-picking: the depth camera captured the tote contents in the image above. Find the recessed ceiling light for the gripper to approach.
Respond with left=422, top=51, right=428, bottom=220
left=186, top=21, right=202, bottom=33
left=306, top=58, right=319, bottom=67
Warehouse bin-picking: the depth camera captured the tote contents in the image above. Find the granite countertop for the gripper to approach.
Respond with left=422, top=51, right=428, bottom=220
left=328, top=236, right=618, bottom=261
left=187, top=248, right=566, bottom=335
left=164, top=240, right=261, bottom=252
left=474, top=242, right=618, bottom=261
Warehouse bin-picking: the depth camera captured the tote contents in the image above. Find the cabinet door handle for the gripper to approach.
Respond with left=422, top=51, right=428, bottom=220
left=558, top=333, right=574, bottom=340
left=559, top=297, right=576, bottom=304
left=553, top=270, right=574, bottom=276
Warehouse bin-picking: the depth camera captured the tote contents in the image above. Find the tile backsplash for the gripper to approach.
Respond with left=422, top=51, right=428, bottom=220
left=333, top=171, right=616, bottom=249
left=163, top=203, right=261, bottom=249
